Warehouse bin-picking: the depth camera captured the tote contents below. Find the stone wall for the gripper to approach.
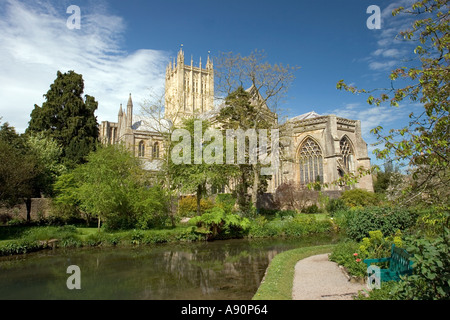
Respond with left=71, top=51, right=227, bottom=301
left=0, top=198, right=52, bottom=222
left=257, top=190, right=342, bottom=211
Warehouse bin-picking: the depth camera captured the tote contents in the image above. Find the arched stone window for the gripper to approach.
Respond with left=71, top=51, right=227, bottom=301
left=138, top=140, right=145, bottom=157
left=340, top=136, right=354, bottom=172
left=298, top=138, right=323, bottom=185
left=153, top=142, right=160, bottom=159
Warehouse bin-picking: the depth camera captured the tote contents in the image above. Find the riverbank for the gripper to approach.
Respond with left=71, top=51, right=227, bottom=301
left=0, top=214, right=335, bottom=256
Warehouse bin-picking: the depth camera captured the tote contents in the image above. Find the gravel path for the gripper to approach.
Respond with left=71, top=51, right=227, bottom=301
left=292, top=253, right=367, bottom=300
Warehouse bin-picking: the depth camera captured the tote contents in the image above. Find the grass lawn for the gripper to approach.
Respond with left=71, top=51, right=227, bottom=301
left=253, top=244, right=336, bottom=300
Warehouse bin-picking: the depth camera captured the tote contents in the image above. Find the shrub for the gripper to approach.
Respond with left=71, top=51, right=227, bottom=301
left=346, top=207, right=418, bottom=241
left=248, top=214, right=332, bottom=238
left=0, top=239, right=43, bottom=256
left=393, top=230, right=450, bottom=300
left=190, top=207, right=250, bottom=240
left=178, top=196, right=215, bottom=217
left=341, top=189, right=380, bottom=208
left=414, top=207, right=449, bottom=237
left=329, top=239, right=367, bottom=278
left=302, top=204, right=319, bottom=214
left=215, top=193, right=236, bottom=214
left=331, top=229, right=406, bottom=280
left=275, top=210, right=297, bottom=219
left=326, top=198, right=348, bottom=214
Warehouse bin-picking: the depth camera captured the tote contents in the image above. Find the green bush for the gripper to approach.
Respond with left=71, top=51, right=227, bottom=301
left=0, top=239, right=44, bottom=256
left=329, top=239, right=367, bottom=278
left=330, top=230, right=405, bottom=279
left=346, top=207, right=418, bottom=241
left=341, top=189, right=380, bottom=208
left=275, top=210, right=297, bottom=219
left=215, top=193, right=236, bottom=214
left=359, top=229, right=450, bottom=300
left=355, top=281, right=399, bottom=300
left=326, top=198, right=348, bottom=214
left=393, top=230, right=450, bottom=300
left=248, top=214, right=332, bottom=238
left=190, top=207, right=250, bottom=240
left=303, top=204, right=319, bottom=214
left=177, top=196, right=215, bottom=217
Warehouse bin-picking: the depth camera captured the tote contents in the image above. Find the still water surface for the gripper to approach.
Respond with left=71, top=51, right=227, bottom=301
left=0, top=235, right=337, bottom=300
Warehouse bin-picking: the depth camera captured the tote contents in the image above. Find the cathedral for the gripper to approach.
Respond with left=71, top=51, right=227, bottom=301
left=99, top=48, right=373, bottom=193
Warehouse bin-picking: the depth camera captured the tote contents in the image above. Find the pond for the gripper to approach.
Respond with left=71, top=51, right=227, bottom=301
left=0, top=234, right=338, bottom=300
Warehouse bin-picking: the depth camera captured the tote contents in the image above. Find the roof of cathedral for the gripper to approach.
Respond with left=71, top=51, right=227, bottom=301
left=288, top=111, right=322, bottom=122
left=132, top=115, right=172, bottom=133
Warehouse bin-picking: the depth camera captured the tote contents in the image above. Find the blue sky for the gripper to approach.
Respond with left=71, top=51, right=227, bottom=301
left=0, top=0, right=421, bottom=166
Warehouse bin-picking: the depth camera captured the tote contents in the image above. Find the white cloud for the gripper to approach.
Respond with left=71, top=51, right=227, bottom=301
left=364, top=0, right=417, bottom=73
left=368, top=60, right=397, bottom=71
left=0, top=0, right=169, bottom=133
left=328, top=101, right=422, bottom=158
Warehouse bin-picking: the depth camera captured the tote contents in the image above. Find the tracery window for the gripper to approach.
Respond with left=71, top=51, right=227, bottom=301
left=138, top=140, right=145, bottom=157
left=298, top=138, right=323, bottom=185
left=340, top=136, right=354, bottom=172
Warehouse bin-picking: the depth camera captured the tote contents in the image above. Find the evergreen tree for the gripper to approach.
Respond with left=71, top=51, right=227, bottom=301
left=27, top=70, right=99, bottom=167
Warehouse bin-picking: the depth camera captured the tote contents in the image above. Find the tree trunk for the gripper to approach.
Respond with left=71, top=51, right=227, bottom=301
left=252, top=166, right=259, bottom=209
left=196, top=185, right=202, bottom=216
left=169, top=196, right=176, bottom=227
left=97, top=216, right=101, bottom=231
left=25, top=198, right=32, bottom=222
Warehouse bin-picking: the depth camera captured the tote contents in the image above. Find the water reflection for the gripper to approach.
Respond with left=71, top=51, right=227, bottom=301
left=0, top=235, right=337, bottom=300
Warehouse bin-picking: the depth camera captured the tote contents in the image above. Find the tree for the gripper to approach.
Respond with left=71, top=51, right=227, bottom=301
left=27, top=70, right=99, bottom=167
left=337, top=0, right=449, bottom=208
left=26, top=132, right=66, bottom=197
left=54, top=144, right=169, bottom=230
left=216, top=86, right=272, bottom=213
left=0, top=123, right=40, bottom=221
left=215, top=50, right=298, bottom=207
left=215, top=50, right=298, bottom=115
left=373, top=161, right=401, bottom=194
left=169, top=118, right=235, bottom=216
left=138, top=88, right=182, bottom=226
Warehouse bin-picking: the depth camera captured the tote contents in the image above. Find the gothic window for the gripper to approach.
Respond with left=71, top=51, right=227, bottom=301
left=298, top=138, right=323, bottom=185
left=153, top=142, right=160, bottom=159
left=340, top=136, right=354, bottom=172
left=138, top=141, right=145, bottom=157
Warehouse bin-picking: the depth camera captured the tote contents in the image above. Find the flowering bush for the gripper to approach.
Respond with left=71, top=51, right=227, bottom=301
left=329, top=240, right=367, bottom=278
left=330, top=230, right=404, bottom=278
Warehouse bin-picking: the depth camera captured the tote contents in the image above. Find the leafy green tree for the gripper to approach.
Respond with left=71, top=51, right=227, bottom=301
left=26, top=132, right=66, bottom=197
left=0, top=123, right=40, bottom=221
left=337, top=0, right=449, bottom=208
left=27, top=70, right=99, bottom=167
left=373, top=161, right=401, bottom=194
left=52, top=171, right=83, bottom=223
left=54, top=144, right=169, bottom=229
left=169, top=118, right=235, bottom=216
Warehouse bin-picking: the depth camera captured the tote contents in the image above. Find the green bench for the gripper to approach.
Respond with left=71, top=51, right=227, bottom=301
left=364, top=244, right=414, bottom=282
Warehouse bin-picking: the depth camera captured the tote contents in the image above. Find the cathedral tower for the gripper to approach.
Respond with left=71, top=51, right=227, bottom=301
left=165, top=48, right=214, bottom=122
